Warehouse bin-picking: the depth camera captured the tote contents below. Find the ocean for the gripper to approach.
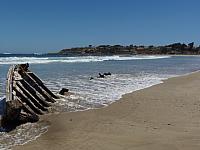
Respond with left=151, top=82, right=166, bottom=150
left=1, top=54, right=200, bottom=149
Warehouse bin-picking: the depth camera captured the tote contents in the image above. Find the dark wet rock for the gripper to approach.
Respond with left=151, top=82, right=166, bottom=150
left=104, top=72, right=111, bottom=76
left=59, top=88, right=69, bottom=95
left=98, top=73, right=105, bottom=78
left=89, top=77, right=94, bottom=80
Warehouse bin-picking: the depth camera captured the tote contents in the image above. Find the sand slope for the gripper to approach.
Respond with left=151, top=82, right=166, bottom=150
left=14, top=72, right=200, bottom=150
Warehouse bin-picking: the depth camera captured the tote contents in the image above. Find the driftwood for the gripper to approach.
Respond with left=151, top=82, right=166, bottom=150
left=1, top=64, right=58, bottom=130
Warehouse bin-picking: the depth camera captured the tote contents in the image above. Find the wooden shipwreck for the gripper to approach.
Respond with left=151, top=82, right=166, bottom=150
left=0, top=63, right=58, bottom=129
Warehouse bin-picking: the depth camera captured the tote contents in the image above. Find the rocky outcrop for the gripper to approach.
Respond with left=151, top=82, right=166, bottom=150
left=57, top=42, right=200, bottom=56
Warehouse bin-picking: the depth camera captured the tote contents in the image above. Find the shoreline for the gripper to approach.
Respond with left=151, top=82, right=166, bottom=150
left=14, top=71, right=200, bottom=150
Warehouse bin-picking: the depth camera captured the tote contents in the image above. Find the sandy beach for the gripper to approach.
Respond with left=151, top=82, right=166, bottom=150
left=14, top=72, right=200, bottom=150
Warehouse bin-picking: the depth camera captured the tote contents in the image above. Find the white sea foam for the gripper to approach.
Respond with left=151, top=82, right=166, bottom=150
left=0, top=55, right=171, bottom=64
left=45, top=73, right=174, bottom=111
left=0, top=122, right=49, bottom=150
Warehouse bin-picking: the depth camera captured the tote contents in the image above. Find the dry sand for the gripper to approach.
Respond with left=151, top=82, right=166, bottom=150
left=14, top=72, right=200, bottom=150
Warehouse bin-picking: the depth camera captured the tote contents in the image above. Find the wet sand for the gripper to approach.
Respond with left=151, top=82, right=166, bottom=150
left=14, top=72, right=200, bottom=150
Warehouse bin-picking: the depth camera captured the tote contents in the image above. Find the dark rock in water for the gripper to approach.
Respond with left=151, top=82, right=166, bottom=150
left=98, top=73, right=105, bottom=78
left=97, top=72, right=111, bottom=78
left=59, top=88, right=69, bottom=95
left=89, top=77, right=94, bottom=80
left=104, top=72, right=111, bottom=76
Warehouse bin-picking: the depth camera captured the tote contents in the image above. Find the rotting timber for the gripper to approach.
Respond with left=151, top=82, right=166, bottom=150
left=1, top=63, right=58, bottom=130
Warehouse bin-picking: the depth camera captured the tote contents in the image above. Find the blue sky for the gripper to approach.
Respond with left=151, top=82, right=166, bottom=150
left=0, top=0, right=200, bottom=53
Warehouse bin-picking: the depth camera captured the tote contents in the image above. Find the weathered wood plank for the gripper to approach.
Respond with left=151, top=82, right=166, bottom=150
left=13, top=86, right=43, bottom=115
left=15, top=81, right=48, bottom=112
left=19, top=72, right=56, bottom=103
left=6, top=66, right=14, bottom=102
left=15, top=96, right=38, bottom=117
left=28, top=72, right=58, bottom=99
left=19, top=80, right=51, bottom=107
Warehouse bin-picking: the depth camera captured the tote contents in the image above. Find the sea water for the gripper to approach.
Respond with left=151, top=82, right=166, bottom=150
left=1, top=55, right=200, bottom=149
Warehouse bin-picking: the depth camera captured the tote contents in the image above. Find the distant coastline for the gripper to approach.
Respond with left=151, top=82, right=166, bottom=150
left=1, top=42, right=200, bottom=57
left=53, top=42, right=200, bottom=56
left=0, top=53, right=63, bottom=57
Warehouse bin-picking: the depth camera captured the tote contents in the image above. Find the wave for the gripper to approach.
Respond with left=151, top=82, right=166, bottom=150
left=0, top=55, right=171, bottom=65
left=2, top=53, right=12, bottom=55
left=0, top=57, right=49, bottom=64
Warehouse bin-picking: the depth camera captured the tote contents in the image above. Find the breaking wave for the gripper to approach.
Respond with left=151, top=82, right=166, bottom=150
left=0, top=55, right=171, bottom=64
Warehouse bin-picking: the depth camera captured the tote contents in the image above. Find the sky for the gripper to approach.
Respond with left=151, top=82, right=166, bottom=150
left=0, top=0, right=200, bottom=53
